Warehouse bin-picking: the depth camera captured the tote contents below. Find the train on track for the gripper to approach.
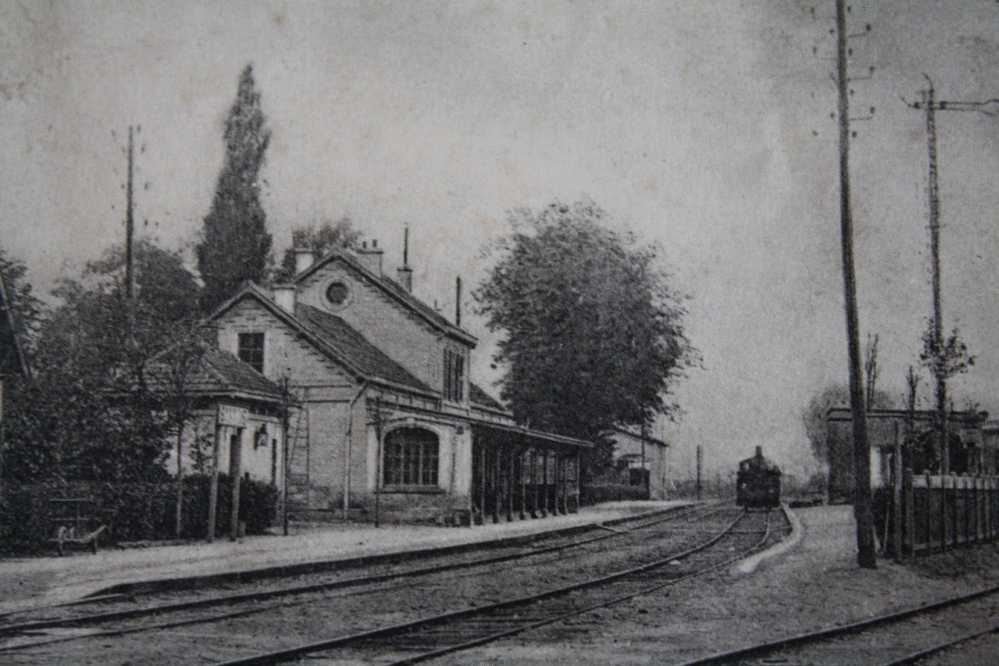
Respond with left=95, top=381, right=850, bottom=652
left=736, top=446, right=782, bottom=510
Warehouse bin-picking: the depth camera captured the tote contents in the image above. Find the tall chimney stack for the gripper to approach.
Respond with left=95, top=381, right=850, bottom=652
left=294, top=246, right=315, bottom=275
left=396, top=226, right=413, bottom=292
left=455, top=275, right=462, bottom=327
left=356, top=239, right=384, bottom=276
left=273, top=284, right=296, bottom=314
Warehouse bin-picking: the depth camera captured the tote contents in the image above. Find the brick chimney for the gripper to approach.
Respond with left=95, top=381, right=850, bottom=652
left=273, top=284, right=296, bottom=314
left=396, top=226, right=413, bottom=292
left=294, top=246, right=315, bottom=275
left=356, top=239, right=384, bottom=276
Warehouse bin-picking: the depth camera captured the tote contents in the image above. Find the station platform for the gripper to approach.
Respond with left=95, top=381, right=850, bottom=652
left=0, top=500, right=690, bottom=615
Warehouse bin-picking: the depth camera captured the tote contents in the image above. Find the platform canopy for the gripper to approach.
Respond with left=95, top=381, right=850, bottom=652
left=470, top=419, right=592, bottom=450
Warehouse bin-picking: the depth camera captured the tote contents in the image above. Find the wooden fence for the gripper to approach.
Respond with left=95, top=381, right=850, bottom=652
left=881, top=471, right=999, bottom=559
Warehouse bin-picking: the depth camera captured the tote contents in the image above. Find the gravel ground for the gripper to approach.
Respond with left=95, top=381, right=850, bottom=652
left=439, top=505, right=999, bottom=665
left=3, top=507, right=738, bottom=665
left=0, top=501, right=687, bottom=613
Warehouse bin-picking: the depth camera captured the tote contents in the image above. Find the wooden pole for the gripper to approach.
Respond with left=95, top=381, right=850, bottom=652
left=206, top=421, right=221, bottom=542
left=531, top=449, right=539, bottom=518
left=373, top=396, right=382, bottom=528
left=893, top=422, right=902, bottom=562
left=281, top=383, right=290, bottom=536
left=904, top=466, right=914, bottom=557
left=519, top=449, right=526, bottom=520
left=491, top=444, right=500, bottom=524
left=229, top=428, right=243, bottom=541
left=479, top=441, right=487, bottom=524
left=506, top=445, right=513, bottom=522
left=835, top=0, right=876, bottom=568
left=541, top=449, right=548, bottom=518
left=696, top=445, right=703, bottom=501
left=124, top=126, right=136, bottom=345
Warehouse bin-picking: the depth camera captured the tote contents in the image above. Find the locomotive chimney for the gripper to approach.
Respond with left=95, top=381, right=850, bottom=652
left=755, top=445, right=763, bottom=459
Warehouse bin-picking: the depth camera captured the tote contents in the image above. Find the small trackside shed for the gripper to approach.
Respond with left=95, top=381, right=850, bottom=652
left=609, top=427, right=669, bottom=499
left=826, top=407, right=991, bottom=501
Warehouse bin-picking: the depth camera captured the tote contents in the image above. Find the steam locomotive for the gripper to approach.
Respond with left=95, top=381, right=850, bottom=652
left=736, top=446, right=782, bottom=510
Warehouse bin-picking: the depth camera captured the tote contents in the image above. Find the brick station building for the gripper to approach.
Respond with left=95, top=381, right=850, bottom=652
left=208, top=240, right=590, bottom=525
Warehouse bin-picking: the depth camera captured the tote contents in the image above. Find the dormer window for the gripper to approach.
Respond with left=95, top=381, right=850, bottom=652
left=238, top=332, right=265, bottom=374
left=443, top=348, right=464, bottom=402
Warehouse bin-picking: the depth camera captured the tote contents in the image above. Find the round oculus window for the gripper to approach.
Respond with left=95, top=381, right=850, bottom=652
left=325, top=281, right=350, bottom=308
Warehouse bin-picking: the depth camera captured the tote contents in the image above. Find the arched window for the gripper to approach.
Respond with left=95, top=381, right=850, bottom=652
left=383, top=428, right=439, bottom=487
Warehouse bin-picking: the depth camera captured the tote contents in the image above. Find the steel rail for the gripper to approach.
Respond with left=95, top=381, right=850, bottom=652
left=885, top=623, right=999, bottom=665
left=682, top=573, right=999, bottom=665
left=0, top=503, right=720, bottom=649
left=383, top=508, right=778, bottom=666
left=214, top=509, right=777, bottom=665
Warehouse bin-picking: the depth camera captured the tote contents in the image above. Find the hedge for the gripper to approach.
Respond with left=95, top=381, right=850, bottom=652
left=0, top=474, right=278, bottom=553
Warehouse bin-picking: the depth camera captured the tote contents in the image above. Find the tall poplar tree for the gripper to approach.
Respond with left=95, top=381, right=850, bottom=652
left=197, top=64, right=272, bottom=312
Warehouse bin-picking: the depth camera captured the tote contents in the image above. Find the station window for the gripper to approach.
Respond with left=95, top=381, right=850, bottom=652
left=383, top=428, right=439, bottom=487
left=443, top=348, right=464, bottom=402
left=238, top=332, right=265, bottom=374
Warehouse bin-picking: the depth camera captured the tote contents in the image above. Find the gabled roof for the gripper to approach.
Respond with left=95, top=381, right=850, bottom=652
left=293, top=249, right=477, bottom=345
left=610, top=426, right=668, bottom=448
left=210, top=282, right=437, bottom=398
left=295, top=303, right=433, bottom=394
left=469, top=382, right=506, bottom=413
left=146, top=344, right=285, bottom=403
left=0, top=273, right=31, bottom=380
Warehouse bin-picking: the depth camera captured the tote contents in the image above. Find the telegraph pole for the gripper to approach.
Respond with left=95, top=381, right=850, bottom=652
left=922, top=78, right=947, bottom=475
left=695, top=445, right=702, bottom=501
left=834, top=0, right=876, bottom=568
left=904, top=78, right=999, bottom=475
left=124, top=126, right=137, bottom=343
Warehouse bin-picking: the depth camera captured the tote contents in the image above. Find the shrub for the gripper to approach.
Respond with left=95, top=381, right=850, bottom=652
left=1, top=475, right=278, bottom=552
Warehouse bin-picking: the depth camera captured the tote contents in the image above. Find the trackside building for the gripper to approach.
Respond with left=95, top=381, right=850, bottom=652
left=208, top=241, right=591, bottom=525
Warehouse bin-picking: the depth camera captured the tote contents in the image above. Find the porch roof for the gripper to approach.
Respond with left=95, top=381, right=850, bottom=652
left=471, top=419, right=592, bottom=450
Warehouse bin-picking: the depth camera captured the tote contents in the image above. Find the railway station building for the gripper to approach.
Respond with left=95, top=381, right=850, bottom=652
left=206, top=241, right=591, bottom=525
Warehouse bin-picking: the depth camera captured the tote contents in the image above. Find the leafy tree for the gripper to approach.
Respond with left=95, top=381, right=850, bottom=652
left=146, top=329, right=211, bottom=538
left=475, top=200, right=696, bottom=474
left=3, top=240, right=202, bottom=485
left=274, top=215, right=362, bottom=281
left=0, top=245, right=43, bottom=364
left=196, top=64, right=272, bottom=312
left=919, top=321, right=974, bottom=474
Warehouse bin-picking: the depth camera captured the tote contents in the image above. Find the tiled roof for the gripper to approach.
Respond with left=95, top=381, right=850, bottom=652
left=295, top=303, right=433, bottom=394
left=470, top=382, right=506, bottom=412
left=147, top=345, right=284, bottom=402
left=379, top=273, right=458, bottom=334
left=294, top=250, right=475, bottom=344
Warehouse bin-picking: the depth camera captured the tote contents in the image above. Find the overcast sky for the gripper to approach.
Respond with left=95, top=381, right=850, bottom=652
left=3, top=1, right=999, bottom=479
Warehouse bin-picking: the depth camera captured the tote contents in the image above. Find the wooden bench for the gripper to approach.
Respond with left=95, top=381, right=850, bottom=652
left=48, top=498, right=107, bottom=556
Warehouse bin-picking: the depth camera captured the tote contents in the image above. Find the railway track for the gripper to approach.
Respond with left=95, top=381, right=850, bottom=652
left=0, top=502, right=729, bottom=658
left=684, top=578, right=999, bottom=666
left=211, top=508, right=781, bottom=665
